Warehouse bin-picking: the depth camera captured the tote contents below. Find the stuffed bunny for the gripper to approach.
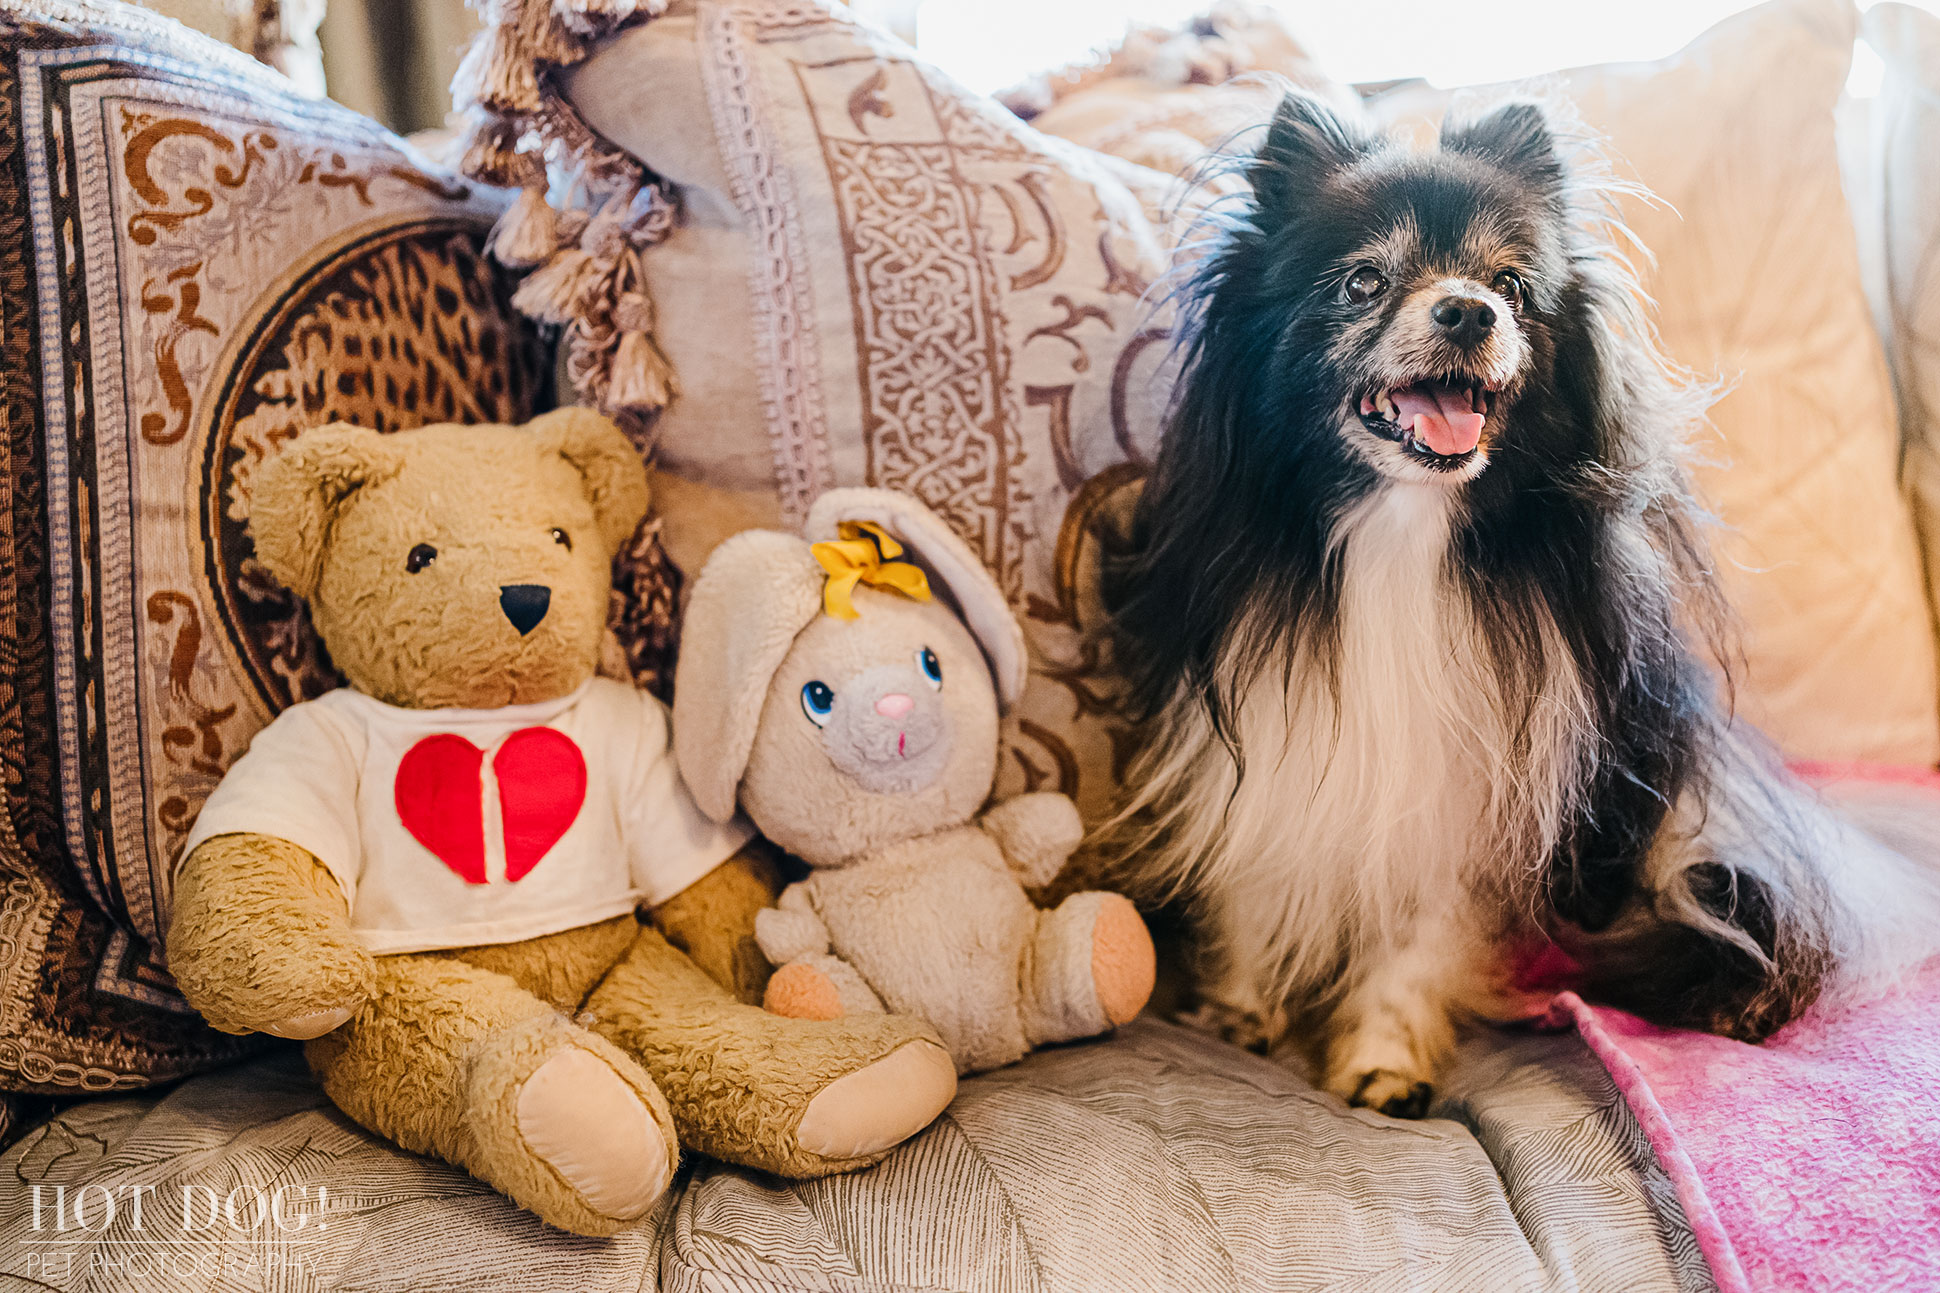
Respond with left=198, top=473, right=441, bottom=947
left=674, top=489, right=1156, bottom=1074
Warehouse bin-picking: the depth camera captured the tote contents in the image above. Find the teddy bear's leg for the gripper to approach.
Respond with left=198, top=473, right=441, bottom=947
left=581, top=925, right=957, bottom=1176
left=650, top=841, right=785, bottom=1004
left=1022, top=891, right=1156, bottom=1046
left=305, top=939, right=678, bottom=1238
left=764, top=955, right=887, bottom=1020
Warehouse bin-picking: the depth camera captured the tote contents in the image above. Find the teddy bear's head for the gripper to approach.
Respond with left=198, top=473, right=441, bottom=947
left=674, top=489, right=1027, bottom=865
left=248, top=408, right=649, bottom=710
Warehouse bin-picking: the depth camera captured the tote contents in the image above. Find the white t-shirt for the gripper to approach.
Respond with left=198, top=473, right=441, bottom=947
left=181, top=678, right=751, bottom=955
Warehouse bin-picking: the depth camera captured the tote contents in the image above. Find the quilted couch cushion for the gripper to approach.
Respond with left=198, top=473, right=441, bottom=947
left=0, top=0, right=559, bottom=1100
left=1356, top=0, right=1940, bottom=765
left=0, top=1021, right=1714, bottom=1292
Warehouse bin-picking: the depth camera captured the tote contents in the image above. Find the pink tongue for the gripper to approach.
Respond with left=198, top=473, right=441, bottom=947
left=1390, top=384, right=1484, bottom=456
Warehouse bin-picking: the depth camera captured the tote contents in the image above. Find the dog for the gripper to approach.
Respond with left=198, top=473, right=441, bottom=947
left=1104, top=93, right=1940, bottom=1117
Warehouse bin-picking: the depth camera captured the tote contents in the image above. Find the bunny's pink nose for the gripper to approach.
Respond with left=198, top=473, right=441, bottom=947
left=875, top=693, right=914, bottom=719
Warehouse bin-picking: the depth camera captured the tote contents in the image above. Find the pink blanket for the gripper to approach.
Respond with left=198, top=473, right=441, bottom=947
left=1549, top=764, right=1940, bottom=1293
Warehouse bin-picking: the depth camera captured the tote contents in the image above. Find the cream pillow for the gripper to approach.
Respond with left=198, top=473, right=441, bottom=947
left=1861, top=3, right=1940, bottom=695
left=1363, top=0, right=1939, bottom=765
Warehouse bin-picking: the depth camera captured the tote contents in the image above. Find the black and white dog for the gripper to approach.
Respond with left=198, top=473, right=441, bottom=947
left=1106, top=94, right=1940, bottom=1116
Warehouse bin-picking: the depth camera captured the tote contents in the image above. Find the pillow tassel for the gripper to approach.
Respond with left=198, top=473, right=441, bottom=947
left=511, top=247, right=597, bottom=323
left=607, top=328, right=677, bottom=414
left=494, top=185, right=565, bottom=267
left=459, top=112, right=541, bottom=189
left=453, top=26, right=544, bottom=114
left=553, top=0, right=662, bottom=38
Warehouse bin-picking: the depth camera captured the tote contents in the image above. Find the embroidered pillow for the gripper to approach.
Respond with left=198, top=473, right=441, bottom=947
left=549, top=0, right=1229, bottom=821
left=0, top=1, right=556, bottom=1100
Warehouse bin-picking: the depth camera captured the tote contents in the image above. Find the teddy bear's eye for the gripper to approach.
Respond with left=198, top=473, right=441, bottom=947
left=550, top=527, right=572, bottom=551
left=405, top=543, right=437, bottom=574
left=800, top=681, right=835, bottom=728
left=917, top=647, right=942, bottom=690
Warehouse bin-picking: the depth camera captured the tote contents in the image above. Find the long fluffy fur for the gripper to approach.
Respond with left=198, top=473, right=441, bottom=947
left=1105, top=94, right=1940, bottom=1111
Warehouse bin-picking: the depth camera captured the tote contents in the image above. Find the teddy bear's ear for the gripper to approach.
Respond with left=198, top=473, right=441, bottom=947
left=804, top=488, right=1028, bottom=713
left=527, top=407, right=651, bottom=555
left=672, top=529, right=826, bottom=822
left=249, top=424, right=407, bottom=600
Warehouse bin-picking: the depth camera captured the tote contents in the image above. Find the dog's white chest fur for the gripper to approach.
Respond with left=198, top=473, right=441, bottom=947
left=1136, top=483, right=1584, bottom=1010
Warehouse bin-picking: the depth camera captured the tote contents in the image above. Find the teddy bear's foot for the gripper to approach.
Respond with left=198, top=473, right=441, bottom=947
left=1024, top=891, right=1157, bottom=1046
left=764, top=955, right=885, bottom=1020
left=308, top=949, right=679, bottom=1238
left=582, top=926, right=956, bottom=1177
left=795, top=1038, right=957, bottom=1159
left=470, top=1021, right=676, bottom=1231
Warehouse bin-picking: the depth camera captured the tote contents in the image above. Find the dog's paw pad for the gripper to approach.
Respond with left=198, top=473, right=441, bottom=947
left=1349, top=1069, right=1434, bottom=1119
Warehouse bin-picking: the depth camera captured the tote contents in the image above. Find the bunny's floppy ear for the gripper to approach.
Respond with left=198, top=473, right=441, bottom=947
left=527, top=406, right=651, bottom=556
left=673, top=529, right=827, bottom=822
left=249, top=424, right=407, bottom=600
left=805, top=488, right=1027, bottom=712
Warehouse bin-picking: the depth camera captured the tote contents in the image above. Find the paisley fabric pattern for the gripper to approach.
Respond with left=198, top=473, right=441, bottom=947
left=0, top=1, right=556, bottom=1099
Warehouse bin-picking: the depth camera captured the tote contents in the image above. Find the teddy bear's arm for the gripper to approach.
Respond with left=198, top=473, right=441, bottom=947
left=166, top=833, right=375, bottom=1038
left=649, top=838, right=786, bottom=1005
left=979, top=792, right=1086, bottom=889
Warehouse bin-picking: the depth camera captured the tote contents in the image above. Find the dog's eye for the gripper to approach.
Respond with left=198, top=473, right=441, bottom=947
left=405, top=544, right=437, bottom=574
left=1344, top=265, right=1387, bottom=304
left=1493, top=270, right=1525, bottom=308
left=550, top=527, right=572, bottom=551
left=917, top=647, right=943, bottom=690
left=800, top=681, right=835, bottom=727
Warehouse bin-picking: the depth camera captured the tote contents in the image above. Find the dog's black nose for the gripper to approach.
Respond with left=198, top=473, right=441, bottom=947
left=499, top=584, right=551, bottom=636
left=1431, top=296, right=1495, bottom=348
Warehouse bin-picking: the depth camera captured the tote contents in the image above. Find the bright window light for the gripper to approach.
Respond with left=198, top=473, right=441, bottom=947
left=910, top=0, right=1939, bottom=97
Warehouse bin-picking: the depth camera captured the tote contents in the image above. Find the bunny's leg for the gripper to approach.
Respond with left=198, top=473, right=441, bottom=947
left=766, top=954, right=888, bottom=1019
left=1022, top=891, right=1157, bottom=1046
left=751, top=884, right=886, bottom=1019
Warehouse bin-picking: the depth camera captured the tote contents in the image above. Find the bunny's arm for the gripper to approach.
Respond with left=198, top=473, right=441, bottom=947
left=754, top=884, right=888, bottom=1018
left=754, top=883, right=835, bottom=966
left=979, top=792, right=1084, bottom=889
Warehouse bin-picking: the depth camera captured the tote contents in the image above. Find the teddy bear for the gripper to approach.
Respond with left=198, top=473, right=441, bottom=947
left=672, top=488, right=1156, bottom=1075
left=164, top=410, right=958, bottom=1237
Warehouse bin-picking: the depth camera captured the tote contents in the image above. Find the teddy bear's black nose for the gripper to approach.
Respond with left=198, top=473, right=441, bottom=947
left=499, top=584, right=551, bottom=636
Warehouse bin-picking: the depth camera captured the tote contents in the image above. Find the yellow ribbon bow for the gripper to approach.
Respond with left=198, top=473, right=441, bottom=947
left=811, top=521, right=932, bottom=620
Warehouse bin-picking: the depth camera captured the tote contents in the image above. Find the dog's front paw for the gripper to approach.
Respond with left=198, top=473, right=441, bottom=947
left=1178, top=998, right=1289, bottom=1055
left=1345, top=1068, right=1434, bottom=1119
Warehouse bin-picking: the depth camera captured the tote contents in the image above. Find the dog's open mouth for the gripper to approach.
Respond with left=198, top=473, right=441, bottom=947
left=1358, top=376, right=1496, bottom=468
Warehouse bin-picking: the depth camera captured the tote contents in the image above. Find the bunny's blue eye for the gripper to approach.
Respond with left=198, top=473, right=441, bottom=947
left=917, top=647, right=942, bottom=690
left=800, top=681, right=835, bottom=727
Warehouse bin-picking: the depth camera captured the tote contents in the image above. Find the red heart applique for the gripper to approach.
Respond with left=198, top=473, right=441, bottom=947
left=493, top=728, right=587, bottom=881
left=394, top=728, right=587, bottom=884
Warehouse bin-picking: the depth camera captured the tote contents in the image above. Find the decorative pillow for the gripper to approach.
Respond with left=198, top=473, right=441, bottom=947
left=997, top=1, right=1357, bottom=190
left=1861, top=3, right=1940, bottom=666
left=1354, top=0, right=1940, bottom=765
left=537, top=0, right=1274, bottom=822
left=0, top=1, right=555, bottom=1099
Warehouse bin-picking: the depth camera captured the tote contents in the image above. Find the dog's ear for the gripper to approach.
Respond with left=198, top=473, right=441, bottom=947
left=1440, top=101, right=1567, bottom=195
left=1252, top=93, right=1364, bottom=214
